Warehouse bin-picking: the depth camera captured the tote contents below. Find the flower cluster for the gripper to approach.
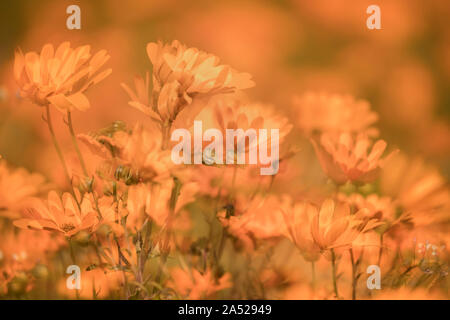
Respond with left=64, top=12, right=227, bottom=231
left=0, top=40, right=448, bottom=300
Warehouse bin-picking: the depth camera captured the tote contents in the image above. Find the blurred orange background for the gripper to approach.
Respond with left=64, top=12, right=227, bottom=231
left=0, top=0, right=449, bottom=182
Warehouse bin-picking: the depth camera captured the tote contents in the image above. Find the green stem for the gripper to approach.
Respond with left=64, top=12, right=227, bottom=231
left=67, top=111, right=88, bottom=177
left=331, top=249, right=339, bottom=298
left=69, top=239, right=77, bottom=265
left=161, top=121, right=173, bottom=150
left=216, top=227, right=227, bottom=261
left=350, top=248, right=357, bottom=300
left=152, top=178, right=182, bottom=296
left=66, top=111, right=102, bottom=218
left=378, top=233, right=384, bottom=266
left=45, top=106, right=72, bottom=188
left=311, top=261, right=316, bottom=291
left=227, top=166, right=238, bottom=203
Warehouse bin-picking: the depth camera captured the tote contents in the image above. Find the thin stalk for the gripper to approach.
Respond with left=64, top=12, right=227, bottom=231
left=45, top=106, right=72, bottom=188
left=216, top=227, right=227, bottom=261
left=152, top=178, right=182, bottom=295
left=69, top=239, right=77, bottom=265
left=67, top=111, right=88, bottom=176
left=161, top=120, right=173, bottom=150
left=231, top=166, right=237, bottom=188
left=377, top=233, right=384, bottom=266
left=311, top=261, right=316, bottom=291
left=214, top=167, right=237, bottom=263
left=66, top=111, right=102, bottom=218
left=349, top=248, right=357, bottom=300
left=227, top=166, right=238, bottom=203
left=135, top=231, right=144, bottom=284
left=331, top=249, right=339, bottom=298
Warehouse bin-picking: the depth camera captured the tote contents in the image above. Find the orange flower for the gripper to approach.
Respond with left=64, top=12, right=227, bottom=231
left=337, top=193, right=396, bottom=222
left=113, top=124, right=176, bottom=182
left=188, top=99, right=294, bottom=195
left=219, top=195, right=290, bottom=251
left=379, top=153, right=450, bottom=233
left=336, top=193, right=414, bottom=234
left=13, top=191, right=114, bottom=237
left=380, top=152, right=450, bottom=222
left=14, top=42, right=111, bottom=112
left=79, top=123, right=178, bottom=184
left=282, top=201, right=321, bottom=262
left=124, top=184, right=152, bottom=229
left=193, top=163, right=269, bottom=200
left=0, top=159, right=47, bottom=219
left=168, top=267, right=231, bottom=299
left=0, top=229, right=63, bottom=290
left=121, top=40, right=254, bottom=123
left=146, top=181, right=197, bottom=228
left=204, top=99, right=293, bottom=164
left=310, top=199, right=382, bottom=252
left=294, top=92, right=379, bottom=136
left=126, top=180, right=197, bottom=229
left=312, top=133, right=396, bottom=185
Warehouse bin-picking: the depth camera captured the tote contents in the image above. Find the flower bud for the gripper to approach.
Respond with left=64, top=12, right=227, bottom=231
left=74, top=230, right=91, bottom=246
left=7, top=272, right=28, bottom=295
left=96, top=223, right=112, bottom=238
left=339, top=181, right=356, bottom=195
left=32, top=264, right=49, bottom=279
left=358, top=183, right=376, bottom=196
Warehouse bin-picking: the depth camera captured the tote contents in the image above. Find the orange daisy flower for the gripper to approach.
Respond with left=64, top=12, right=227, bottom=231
left=294, top=92, right=379, bottom=136
left=121, top=40, right=254, bottom=123
left=13, top=191, right=114, bottom=237
left=282, top=201, right=321, bottom=262
left=14, top=42, right=111, bottom=112
left=125, top=180, right=197, bottom=229
left=218, top=195, right=290, bottom=251
left=310, top=199, right=382, bottom=252
left=380, top=152, right=450, bottom=219
left=187, top=99, right=294, bottom=192
left=0, top=159, right=47, bottom=219
left=312, top=133, right=397, bottom=185
left=207, top=99, right=293, bottom=163
left=168, top=267, right=231, bottom=299
left=337, top=193, right=396, bottom=222
left=0, top=229, right=63, bottom=293
left=336, top=193, right=416, bottom=236
left=79, top=123, right=178, bottom=184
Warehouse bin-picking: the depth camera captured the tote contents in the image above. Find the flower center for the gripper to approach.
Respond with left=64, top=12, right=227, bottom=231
left=61, top=223, right=76, bottom=233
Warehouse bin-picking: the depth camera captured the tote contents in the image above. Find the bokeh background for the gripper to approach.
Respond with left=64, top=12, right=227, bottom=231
left=0, top=0, right=449, bottom=183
